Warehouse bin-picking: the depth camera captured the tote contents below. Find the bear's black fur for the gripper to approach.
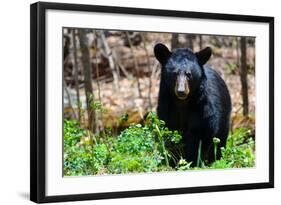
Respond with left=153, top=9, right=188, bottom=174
left=154, top=43, right=231, bottom=166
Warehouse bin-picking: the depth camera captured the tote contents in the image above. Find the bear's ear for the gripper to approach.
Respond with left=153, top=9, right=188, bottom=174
left=154, top=43, right=171, bottom=65
left=195, top=47, right=212, bottom=66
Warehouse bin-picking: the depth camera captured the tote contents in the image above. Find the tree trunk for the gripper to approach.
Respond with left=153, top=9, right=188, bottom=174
left=199, top=35, right=203, bottom=50
left=140, top=32, right=153, bottom=110
left=236, top=37, right=240, bottom=68
left=240, top=37, right=249, bottom=116
left=64, top=80, right=77, bottom=119
left=171, top=33, right=179, bottom=49
left=78, top=29, right=95, bottom=131
left=63, top=33, right=70, bottom=60
left=186, top=34, right=194, bottom=50
left=71, top=29, right=81, bottom=123
left=125, top=31, right=142, bottom=97
left=99, top=31, right=119, bottom=90
left=93, top=30, right=103, bottom=132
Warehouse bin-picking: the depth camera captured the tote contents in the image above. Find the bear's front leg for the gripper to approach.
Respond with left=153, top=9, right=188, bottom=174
left=183, top=134, right=201, bottom=167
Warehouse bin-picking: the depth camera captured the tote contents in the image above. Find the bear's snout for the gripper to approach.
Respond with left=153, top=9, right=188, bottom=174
left=175, top=73, right=189, bottom=100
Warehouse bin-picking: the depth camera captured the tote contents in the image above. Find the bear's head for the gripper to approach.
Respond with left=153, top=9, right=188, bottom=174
left=154, top=43, right=212, bottom=100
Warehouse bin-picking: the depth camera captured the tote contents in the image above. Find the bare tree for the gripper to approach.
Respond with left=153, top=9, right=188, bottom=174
left=93, top=30, right=104, bottom=132
left=99, top=31, right=120, bottom=90
left=140, top=32, right=153, bottom=110
left=64, top=80, right=77, bottom=119
left=171, top=33, right=179, bottom=49
left=71, top=29, right=81, bottom=122
left=92, top=31, right=102, bottom=104
left=240, top=37, right=249, bottom=116
left=236, top=37, right=240, bottom=68
left=199, top=35, right=203, bottom=50
left=63, top=33, right=70, bottom=60
left=125, top=31, right=142, bottom=97
left=114, top=57, right=132, bottom=79
left=186, top=34, right=195, bottom=50
left=78, top=29, right=95, bottom=131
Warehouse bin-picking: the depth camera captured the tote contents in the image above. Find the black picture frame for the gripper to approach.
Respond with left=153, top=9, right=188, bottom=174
left=30, top=1, right=274, bottom=203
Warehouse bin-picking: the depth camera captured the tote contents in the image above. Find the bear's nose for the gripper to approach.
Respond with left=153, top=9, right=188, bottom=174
left=176, top=88, right=188, bottom=100
left=177, top=90, right=186, bottom=97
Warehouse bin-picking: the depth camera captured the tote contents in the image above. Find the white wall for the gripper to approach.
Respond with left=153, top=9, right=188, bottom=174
left=0, top=0, right=279, bottom=204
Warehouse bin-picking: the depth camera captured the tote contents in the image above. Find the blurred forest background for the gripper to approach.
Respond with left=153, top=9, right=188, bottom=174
left=63, top=28, right=256, bottom=175
left=63, top=28, right=255, bottom=134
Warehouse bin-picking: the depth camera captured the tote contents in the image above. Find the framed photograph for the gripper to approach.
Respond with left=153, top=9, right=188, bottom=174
left=30, top=2, right=274, bottom=203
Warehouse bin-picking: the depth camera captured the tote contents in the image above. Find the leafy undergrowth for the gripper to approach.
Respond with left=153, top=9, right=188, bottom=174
left=64, top=112, right=255, bottom=176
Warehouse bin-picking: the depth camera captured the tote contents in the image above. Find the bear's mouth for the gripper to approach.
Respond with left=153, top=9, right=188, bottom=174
left=175, top=85, right=189, bottom=100
left=175, top=91, right=188, bottom=100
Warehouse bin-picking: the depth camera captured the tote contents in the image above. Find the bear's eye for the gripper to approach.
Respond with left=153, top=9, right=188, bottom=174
left=185, top=72, right=192, bottom=79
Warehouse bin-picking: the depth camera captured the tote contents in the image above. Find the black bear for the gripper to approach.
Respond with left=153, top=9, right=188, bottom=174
left=154, top=43, right=231, bottom=166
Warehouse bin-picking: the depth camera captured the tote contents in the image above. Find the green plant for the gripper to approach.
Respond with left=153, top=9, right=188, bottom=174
left=107, top=123, right=159, bottom=173
left=196, top=140, right=202, bottom=167
left=211, top=128, right=255, bottom=168
left=176, top=158, right=193, bottom=171
left=120, top=113, right=129, bottom=123
left=64, top=119, right=86, bottom=147
left=213, top=137, right=221, bottom=161
left=64, top=115, right=255, bottom=176
left=107, top=112, right=183, bottom=173
left=146, top=112, right=182, bottom=165
left=64, top=112, right=184, bottom=176
left=64, top=120, right=93, bottom=175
